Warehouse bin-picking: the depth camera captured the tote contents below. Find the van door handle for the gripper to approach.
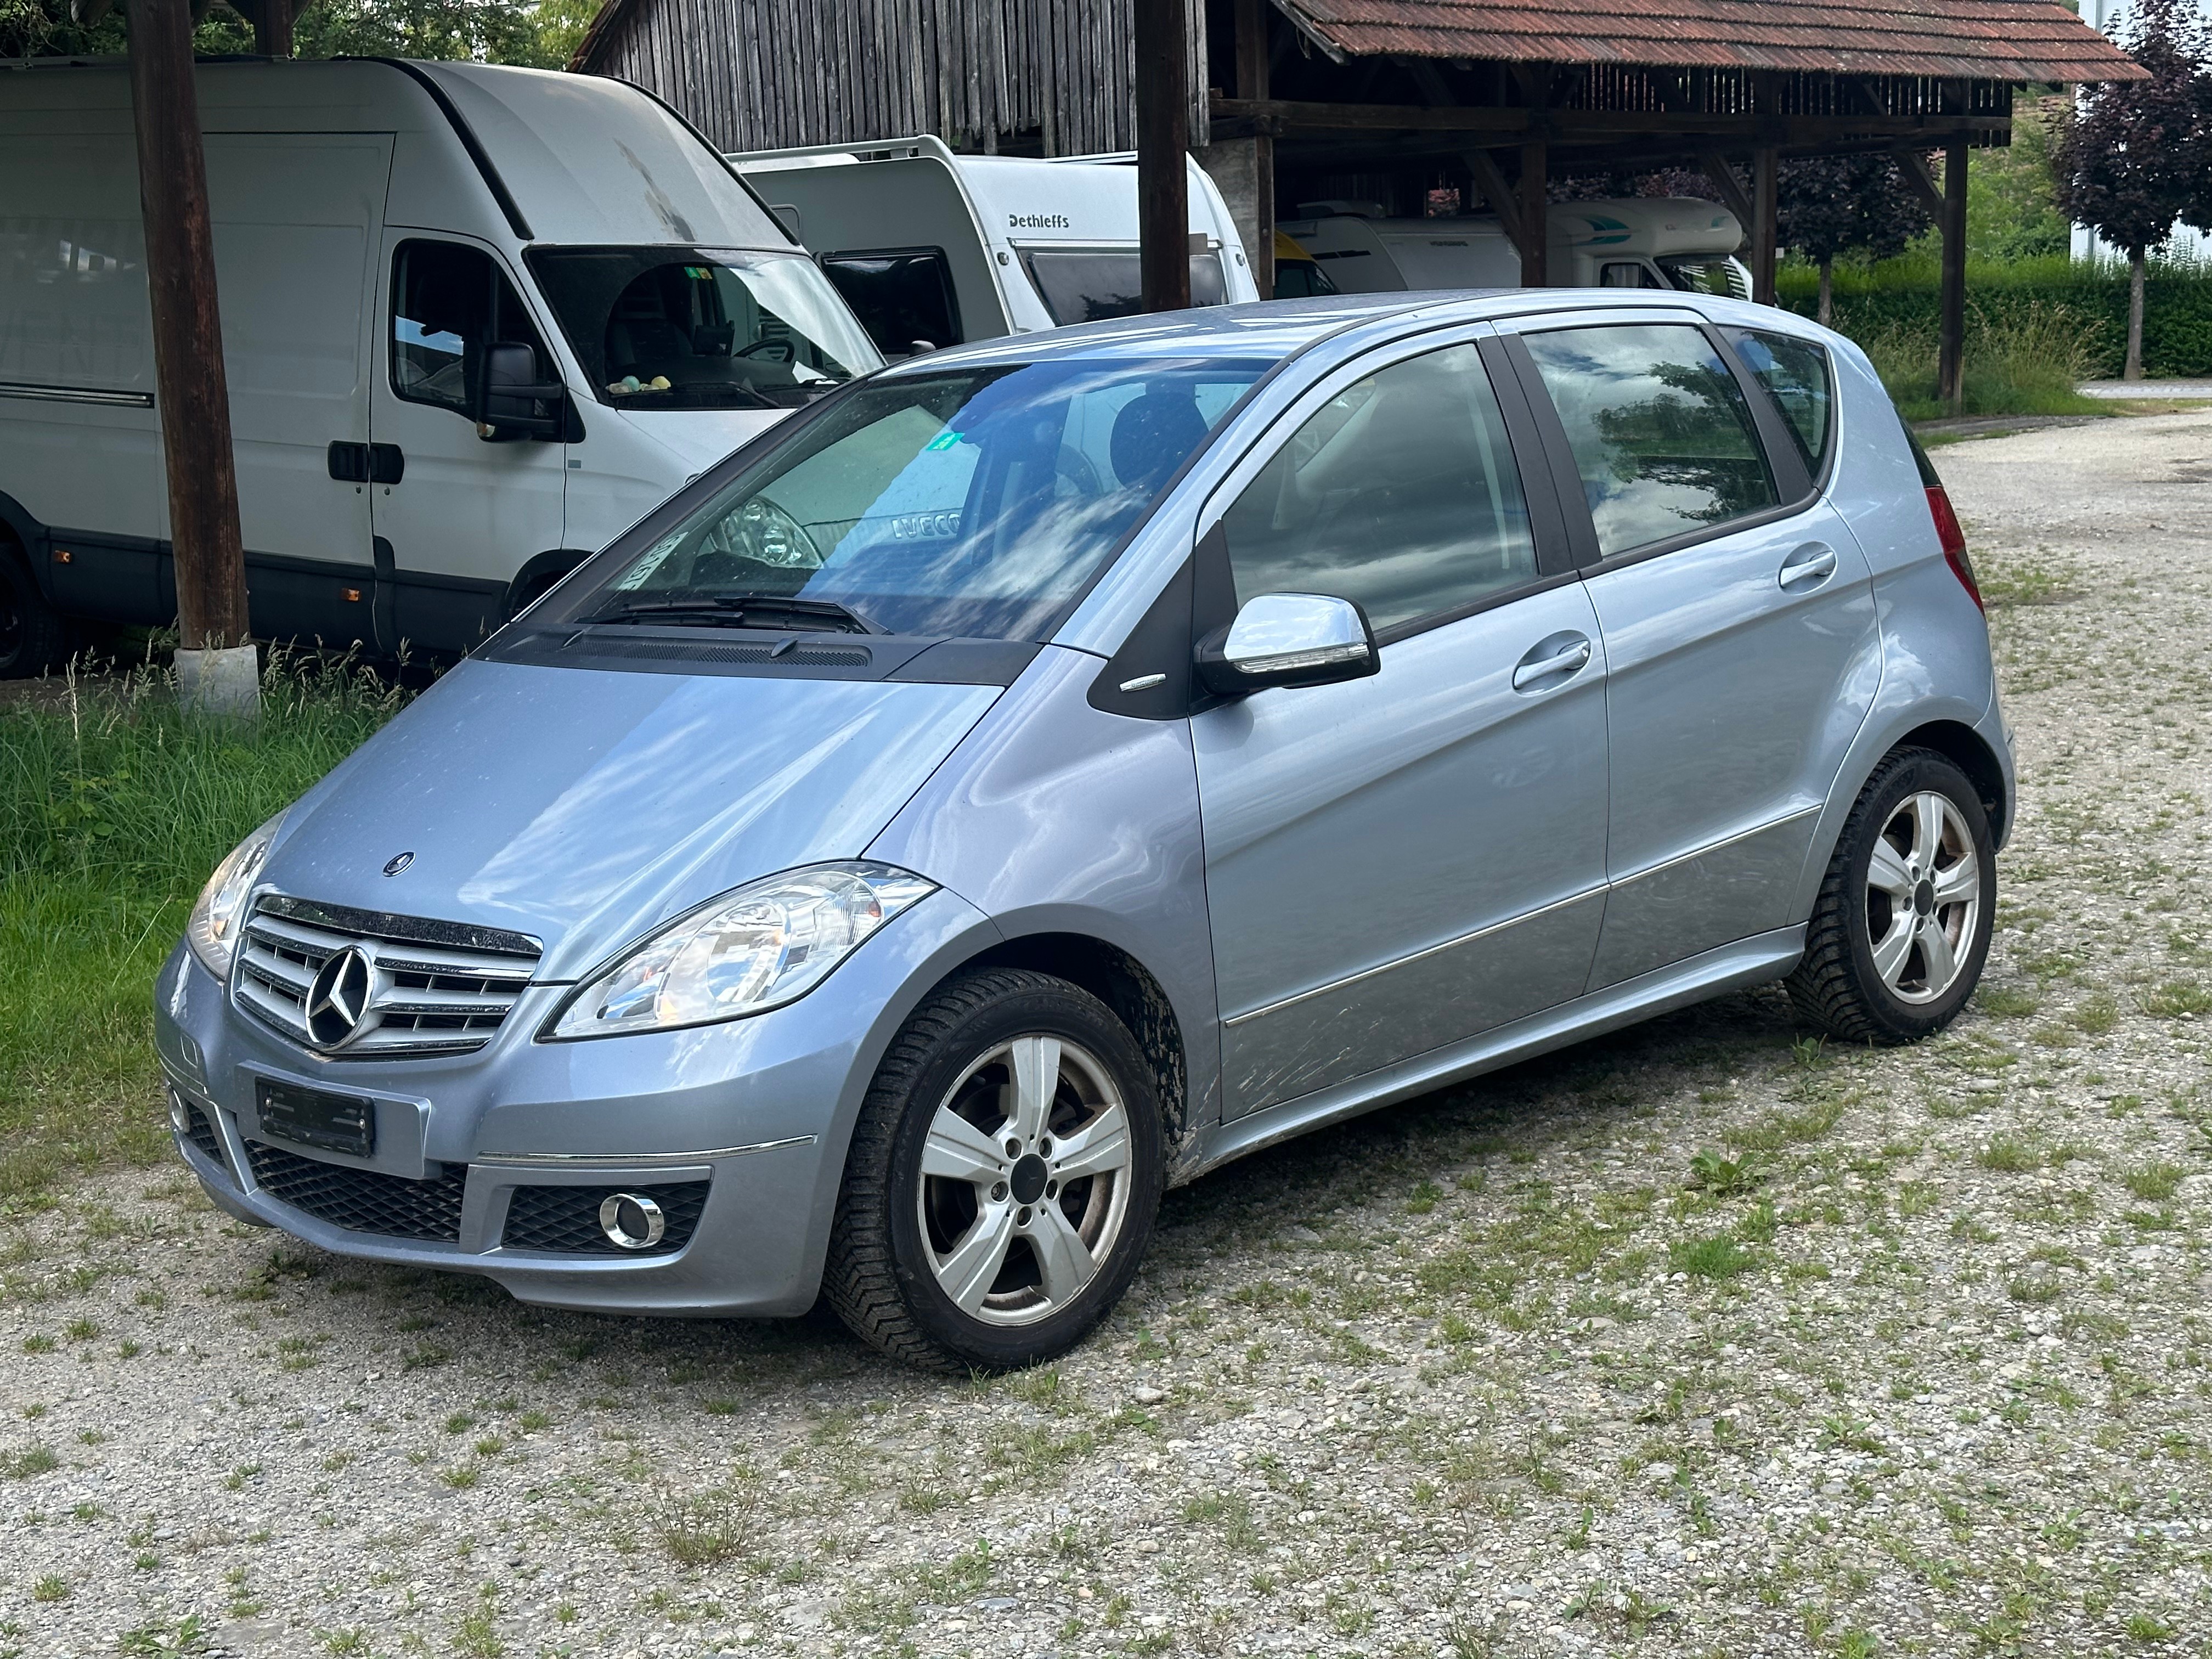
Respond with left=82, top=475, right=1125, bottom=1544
left=326, top=441, right=370, bottom=483
left=1779, top=541, right=1837, bottom=589
left=1511, top=634, right=1593, bottom=691
left=368, top=443, right=404, bottom=486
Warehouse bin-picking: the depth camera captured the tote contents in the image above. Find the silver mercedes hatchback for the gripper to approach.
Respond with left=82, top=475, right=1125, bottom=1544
left=156, top=290, right=2011, bottom=1372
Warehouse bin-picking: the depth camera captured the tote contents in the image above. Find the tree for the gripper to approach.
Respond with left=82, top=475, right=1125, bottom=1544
left=1, top=0, right=582, bottom=65
left=1776, top=156, right=1931, bottom=326
left=2054, top=0, right=2208, bottom=380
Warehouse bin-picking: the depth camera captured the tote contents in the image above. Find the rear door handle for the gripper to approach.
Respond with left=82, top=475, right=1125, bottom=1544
left=1779, top=541, right=1838, bottom=589
left=327, top=442, right=404, bottom=486
left=1511, top=633, right=1593, bottom=691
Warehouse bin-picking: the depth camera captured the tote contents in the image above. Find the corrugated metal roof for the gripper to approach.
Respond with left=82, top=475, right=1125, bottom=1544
left=1272, top=1, right=2149, bottom=82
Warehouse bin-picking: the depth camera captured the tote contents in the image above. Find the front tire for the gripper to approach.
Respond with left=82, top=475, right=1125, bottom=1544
left=1787, top=747, right=1996, bottom=1044
left=0, top=549, right=67, bottom=680
left=826, top=969, right=1163, bottom=1373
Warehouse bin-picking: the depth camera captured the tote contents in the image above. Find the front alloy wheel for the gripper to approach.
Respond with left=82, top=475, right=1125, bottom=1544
left=827, top=969, right=1163, bottom=1372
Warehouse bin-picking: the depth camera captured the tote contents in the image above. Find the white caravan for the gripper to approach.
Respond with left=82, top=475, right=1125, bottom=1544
left=1283, top=198, right=1753, bottom=298
left=729, top=136, right=1260, bottom=357
left=0, top=57, right=882, bottom=671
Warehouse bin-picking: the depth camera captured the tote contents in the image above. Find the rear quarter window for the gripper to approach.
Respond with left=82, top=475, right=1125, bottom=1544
left=1730, top=329, right=1834, bottom=476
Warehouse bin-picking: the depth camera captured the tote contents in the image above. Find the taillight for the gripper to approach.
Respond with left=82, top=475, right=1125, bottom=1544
left=1926, top=485, right=1982, bottom=612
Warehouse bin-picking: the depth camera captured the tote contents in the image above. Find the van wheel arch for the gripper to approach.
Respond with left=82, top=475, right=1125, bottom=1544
left=501, top=549, right=596, bottom=622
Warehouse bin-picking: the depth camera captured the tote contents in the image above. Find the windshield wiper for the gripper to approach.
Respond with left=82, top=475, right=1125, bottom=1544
left=580, top=594, right=879, bottom=634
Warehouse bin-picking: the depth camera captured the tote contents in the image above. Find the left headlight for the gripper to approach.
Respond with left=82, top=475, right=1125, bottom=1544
left=187, top=812, right=285, bottom=980
left=544, top=861, right=936, bottom=1041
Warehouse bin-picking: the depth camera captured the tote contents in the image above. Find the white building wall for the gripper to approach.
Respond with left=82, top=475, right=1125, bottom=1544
left=2072, top=0, right=2212, bottom=263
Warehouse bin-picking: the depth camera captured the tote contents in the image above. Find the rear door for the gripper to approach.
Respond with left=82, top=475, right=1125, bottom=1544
left=1192, top=330, right=1610, bottom=1117
left=1501, top=313, right=1878, bottom=989
left=369, top=231, right=568, bottom=653
left=204, top=133, right=388, bottom=646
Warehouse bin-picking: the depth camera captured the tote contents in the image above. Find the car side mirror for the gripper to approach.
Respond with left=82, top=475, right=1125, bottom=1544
left=474, top=341, right=566, bottom=442
left=1195, top=592, right=1379, bottom=697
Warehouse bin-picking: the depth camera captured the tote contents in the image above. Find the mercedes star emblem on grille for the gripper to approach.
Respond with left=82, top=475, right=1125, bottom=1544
left=382, top=851, right=414, bottom=876
left=304, top=946, right=376, bottom=1049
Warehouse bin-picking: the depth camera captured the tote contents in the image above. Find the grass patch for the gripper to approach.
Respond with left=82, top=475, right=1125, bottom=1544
left=0, top=652, right=404, bottom=1212
left=1668, top=1233, right=1754, bottom=1280
left=1858, top=298, right=2108, bottom=422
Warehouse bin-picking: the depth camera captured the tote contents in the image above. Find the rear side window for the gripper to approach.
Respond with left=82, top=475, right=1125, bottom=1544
left=390, top=240, right=553, bottom=416
left=1522, top=323, right=1778, bottom=559
left=1730, top=329, right=1833, bottom=473
left=1022, top=250, right=1228, bottom=325
left=1220, top=342, right=1536, bottom=634
left=820, top=249, right=962, bottom=353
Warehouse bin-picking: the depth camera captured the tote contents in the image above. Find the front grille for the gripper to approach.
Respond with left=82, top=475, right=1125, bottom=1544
left=178, top=1094, right=228, bottom=1173
left=234, top=895, right=541, bottom=1059
left=245, top=1139, right=468, bottom=1242
left=501, top=1181, right=709, bottom=1255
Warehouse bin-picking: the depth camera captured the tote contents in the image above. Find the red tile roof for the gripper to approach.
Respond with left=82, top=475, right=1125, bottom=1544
left=1272, top=0, right=2149, bottom=82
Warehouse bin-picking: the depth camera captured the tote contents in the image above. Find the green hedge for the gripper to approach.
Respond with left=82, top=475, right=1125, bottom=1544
left=1776, top=257, right=2212, bottom=381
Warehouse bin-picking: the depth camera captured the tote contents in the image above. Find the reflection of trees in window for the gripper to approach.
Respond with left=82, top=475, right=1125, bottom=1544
left=1589, top=358, right=1774, bottom=529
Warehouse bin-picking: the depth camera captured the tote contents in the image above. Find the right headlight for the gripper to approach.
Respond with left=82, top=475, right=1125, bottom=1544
left=544, top=861, right=935, bottom=1041
left=186, top=812, right=284, bottom=980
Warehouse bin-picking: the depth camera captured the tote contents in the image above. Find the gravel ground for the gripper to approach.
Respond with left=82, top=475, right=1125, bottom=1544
left=5, top=413, right=2212, bottom=1658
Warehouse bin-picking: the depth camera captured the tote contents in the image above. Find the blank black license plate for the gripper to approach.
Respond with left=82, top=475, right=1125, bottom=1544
left=256, top=1079, right=375, bottom=1158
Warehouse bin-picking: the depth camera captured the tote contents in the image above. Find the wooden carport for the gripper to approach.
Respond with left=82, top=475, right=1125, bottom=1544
left=1198, top=0, right=2145, bottom=408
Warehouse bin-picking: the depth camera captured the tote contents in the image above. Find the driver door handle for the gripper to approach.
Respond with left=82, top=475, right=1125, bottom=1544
left=1511, top=634, right=1593, bottom=691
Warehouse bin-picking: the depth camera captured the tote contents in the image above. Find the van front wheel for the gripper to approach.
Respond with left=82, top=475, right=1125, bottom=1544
left=0, top=550, right=66, bottom=679
left=826, top=969, right=1163, bottom=1373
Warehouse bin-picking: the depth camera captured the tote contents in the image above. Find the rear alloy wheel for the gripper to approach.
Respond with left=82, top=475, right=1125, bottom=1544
left=827, top=969, right=1162, bottom=1372
left=1788, top=747, right=1996, bottom=1044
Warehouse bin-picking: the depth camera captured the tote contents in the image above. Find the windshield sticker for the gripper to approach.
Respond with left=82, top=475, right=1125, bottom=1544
left=924, top=430, right=965, bottom=452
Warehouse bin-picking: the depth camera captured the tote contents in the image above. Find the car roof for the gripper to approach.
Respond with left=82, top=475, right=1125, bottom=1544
left=887, top=289, right=1820, bottom=377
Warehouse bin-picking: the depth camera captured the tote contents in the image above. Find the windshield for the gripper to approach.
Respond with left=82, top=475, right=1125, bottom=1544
left=526, top=247, right=884, bottom=410
left=1020, top=249, right=1229, bottom=326
left=1658, top=256, right=1752, bottom=301
left=541, top=356, right=1271, bottom=641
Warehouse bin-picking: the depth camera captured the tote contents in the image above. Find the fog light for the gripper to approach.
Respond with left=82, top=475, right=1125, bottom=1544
left=167, top=1089, right=191, bottom=1136
left=598, top=1192, right=666, bottom=1250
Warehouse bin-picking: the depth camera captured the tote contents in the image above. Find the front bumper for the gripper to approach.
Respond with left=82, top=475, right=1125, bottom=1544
left=153, top=887, right=992, bottom=1317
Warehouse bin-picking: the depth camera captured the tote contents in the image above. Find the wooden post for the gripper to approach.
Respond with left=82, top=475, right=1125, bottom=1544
left=253, top=0, right=293, bottom=58
left=1517, top=141, right=1547, bottom=287
left=1233, top=0, right=1273, bottom=298
left=1939, top=137, right=1968, bottom=415
left=125, top=0, right=256, bottom=713
left=1134, top=0, right=1190, bottom=313
left=1750, top=144, right=1778, bottom=305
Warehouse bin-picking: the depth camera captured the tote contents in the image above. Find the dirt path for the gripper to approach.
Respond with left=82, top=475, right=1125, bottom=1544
left=4, top=415, right=2211, bottom=1658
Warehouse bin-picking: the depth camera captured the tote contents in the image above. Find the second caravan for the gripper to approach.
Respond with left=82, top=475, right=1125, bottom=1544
left=729, top=136, right=1260, bottom=356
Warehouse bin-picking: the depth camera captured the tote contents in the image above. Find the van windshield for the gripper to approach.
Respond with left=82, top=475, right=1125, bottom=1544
left=527, top=247, right=884, bottom=410
left=1658, top=256, right=1751, bottom=301
left=540, top=356, right=1270, bottom=641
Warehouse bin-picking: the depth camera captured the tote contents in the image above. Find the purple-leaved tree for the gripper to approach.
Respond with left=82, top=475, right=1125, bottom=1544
left=2054, top=0, right=2208, bottom=380
left=1776, top=156, right=1933, bottom=326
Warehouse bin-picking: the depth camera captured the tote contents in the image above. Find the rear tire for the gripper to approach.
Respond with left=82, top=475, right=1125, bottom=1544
left=825, top=969, right=1163, bottom=1373
left=0, top=547, right=67, bottom=680
left=1787, top=747, right=1996, bottom=1045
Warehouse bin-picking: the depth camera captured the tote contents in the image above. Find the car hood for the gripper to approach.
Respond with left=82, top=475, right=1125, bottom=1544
left=262, top=658, right=998, bottom=981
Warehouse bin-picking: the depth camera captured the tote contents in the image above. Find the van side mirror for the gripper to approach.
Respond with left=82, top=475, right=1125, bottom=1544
left=1195, top=592, right=1379, bottom=696
left=474, top=341, right=566, bottom=442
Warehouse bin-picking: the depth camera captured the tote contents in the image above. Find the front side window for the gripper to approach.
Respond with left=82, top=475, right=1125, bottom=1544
left=390, top=240, right=555, bottom=415
left=540, top=355, right=1268, bottom=641
left=526, top=247, right=883, bottom=411
left=1021, top=249, right=1228, bottom=326
left=1730, top=329, right=1833, bottom=473
left=1220, top=342, right=1537, bottom=634
left=1523, top=323, right=1778, bottom=558
left=820, top=249, right=962, bottom=354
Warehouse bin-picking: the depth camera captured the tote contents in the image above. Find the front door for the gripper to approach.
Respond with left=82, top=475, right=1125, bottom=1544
left=370, top=233, right=567, bottom=654
left=1508, top=317, right=1880, bottom=989
left=1191, top=336, right=1611, bottom=1119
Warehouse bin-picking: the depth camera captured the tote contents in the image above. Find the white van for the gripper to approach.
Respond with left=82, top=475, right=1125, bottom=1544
left=729, top=136, right=1260, bottom=357
left=0, top=57, right=882, bottom=672
left=1283, top=197, right=1753, bottom=298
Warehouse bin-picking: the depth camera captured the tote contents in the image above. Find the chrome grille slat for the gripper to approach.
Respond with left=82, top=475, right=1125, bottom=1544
left=232, top=896, right=542, bottom=1059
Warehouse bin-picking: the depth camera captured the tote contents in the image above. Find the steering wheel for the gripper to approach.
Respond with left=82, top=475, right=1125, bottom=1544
left=739, top=338, right=795, bottom=363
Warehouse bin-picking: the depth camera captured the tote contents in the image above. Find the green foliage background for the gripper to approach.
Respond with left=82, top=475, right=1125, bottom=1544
left=0, top=0, right=596, bottom=68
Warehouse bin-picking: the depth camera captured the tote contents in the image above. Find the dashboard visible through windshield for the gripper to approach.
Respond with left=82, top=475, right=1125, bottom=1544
left=527, top=246, right=884, bottom=410
left=538, top=355, right=1271, bottom=641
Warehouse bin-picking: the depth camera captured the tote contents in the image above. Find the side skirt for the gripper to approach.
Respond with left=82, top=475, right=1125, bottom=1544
left=1170, top=924, right=1807, bottom=1187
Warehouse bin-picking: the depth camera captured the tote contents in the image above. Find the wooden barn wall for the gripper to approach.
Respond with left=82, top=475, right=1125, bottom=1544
left=583, top=0, right=1207, bottom=157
